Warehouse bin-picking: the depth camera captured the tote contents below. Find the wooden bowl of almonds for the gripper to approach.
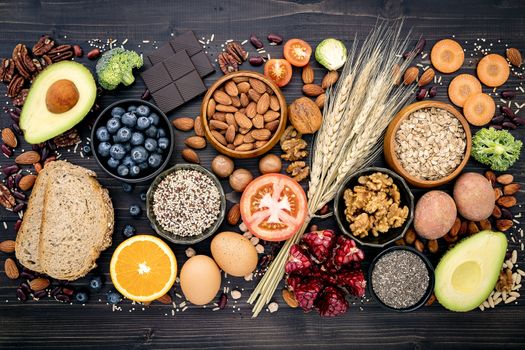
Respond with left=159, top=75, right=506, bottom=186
left=384, top=101, right=472, bottom=188
left=200, top=71, right=287, bottom=158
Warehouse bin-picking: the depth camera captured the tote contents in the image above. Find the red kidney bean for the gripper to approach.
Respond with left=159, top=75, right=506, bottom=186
left=40, top=147, right=49, bottom=161
left=9, top=111, right=20, bottom=123
left=218, top=293, right=228, bottom=309
left=6, top=176, right=15, bottom=189
left=141, top=89, right=151, bottom=101
left=250, top=34, right=264, bottom=49
left=491, top=115, right=505, bottom=124
left=12, top=190, right=26, bottom=200
left=502, top=121, right=517, bottom=130
left=14, top=219, right=22, bottom=233
left=513, top=117, right=525, bottom=125
left=249, top=56, right=264, bottom=66
left=14, top=173, right=22, bottom=187
left=16, top=288, right=28, bottom=302
left=55, top=294, right=71, bottom=303
left=13, top=202, right=25, bottom=213
left=11, top=123, right=22, bottom=135
left=267, top=33, right=283, bottom=45
left=51, top=286, right=62, bottom=297
left=87, top=48, right=100, bottom=60
left=428, top=85, right=438, bottom=98
left=20, top=271, right=34, bottom=280
left=416, top=88, right=427, bottom=101
left=489, top=124, right=503, bottom=130
left=20, top=282, right=31, bottom=293
left=500, top=106, right=516, bottom=118
left=2, top=164, right=19, bottom=177
left=1, top=144, right=12, bottom=157
left=501, top=90, right=516, bottom=99
left=34, top=289, right=47, bottom=299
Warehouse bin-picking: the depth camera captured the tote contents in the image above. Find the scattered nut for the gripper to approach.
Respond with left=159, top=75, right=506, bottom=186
left=229, top=168, right=253, bottom=192
left=211, top=155, right=235, bottom=178
left=185, top=247, right=196, bottom=258
left=259, top=154, right=282, bottom=174
left=231, top=290, right=242, bottom=300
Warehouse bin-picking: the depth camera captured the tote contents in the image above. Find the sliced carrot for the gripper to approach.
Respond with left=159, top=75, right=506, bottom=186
left=448, top=74, right=482, bottom=107
left=430, top=39, right=465, bottom=73
left=476, top=54, right=510, bottom=87
left=463, top=93, right=496, bottom=126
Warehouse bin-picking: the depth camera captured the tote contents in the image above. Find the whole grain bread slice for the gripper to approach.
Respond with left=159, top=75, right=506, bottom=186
left=38, top=161, right=114, bottom=280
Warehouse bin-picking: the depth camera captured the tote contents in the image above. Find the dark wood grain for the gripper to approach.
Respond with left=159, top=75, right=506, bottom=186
left=1, top=0, right=525, bottom=349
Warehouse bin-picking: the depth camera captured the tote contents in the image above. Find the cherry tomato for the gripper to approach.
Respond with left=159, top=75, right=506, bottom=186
left=283, top=39, right=312, bottom=67
left=240, top=174, right=308, bottom=242
left=264, top=59, right=292, bottom=87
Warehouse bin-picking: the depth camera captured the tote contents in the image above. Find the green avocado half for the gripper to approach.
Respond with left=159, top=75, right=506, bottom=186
left=434, top=230, right=507, bottom=312
left=20, top=61, right=97, bottom=144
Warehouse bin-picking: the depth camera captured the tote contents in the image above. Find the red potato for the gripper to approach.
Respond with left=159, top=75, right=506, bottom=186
left=414, top=190, right=457, bottom=240
left=453, top=172, right=495, bottom=221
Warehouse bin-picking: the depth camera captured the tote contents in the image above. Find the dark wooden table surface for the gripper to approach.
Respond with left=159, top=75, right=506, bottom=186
left=1, top=0, right=525, bottom=349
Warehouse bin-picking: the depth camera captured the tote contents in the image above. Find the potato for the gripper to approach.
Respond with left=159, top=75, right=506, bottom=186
left=453, top=172, right=495, bottom=221
left=414, top=190, right=457, bottom=239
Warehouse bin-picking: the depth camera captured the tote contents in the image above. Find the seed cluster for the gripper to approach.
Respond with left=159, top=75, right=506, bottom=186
left=371, top=250, right=429, bottom=309
left=152, top=169, right=221, bottom=237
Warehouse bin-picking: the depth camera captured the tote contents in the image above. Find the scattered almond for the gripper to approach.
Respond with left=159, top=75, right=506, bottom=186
left=427, top=240, right=439, bottom=254
left=506, top=48, right=522, bottom=67
left=403, top=66, right=419, bottom=85
left=418, top=68, right=435, bottom=87
left=194, top=116, right=204, bottom=137
left=1, top=128, right=17, bottom=148
left=503, top=183, right=521, bottom=195
left=315, top=94, right=326, bottom=109
left=449, top=217, right=461, bottom=237
left=282, top=288, right=299, bottom=308
left=18, top=174, right=37, bottom=191
left=497, top=195, right=517, bottom=208
left=172, top=117, right=194, bottom=131
left=321, top=70, right=338, bottom=89
left=184, top=136, right=206, bottom=149
left=392, top=64, right=401, bottom=85
left=156, top=293, right=172, bottom=304
left=213, top=90, right=232, bottom=105
left=302, top=84, right=324, bottom=97
left=29, top=277, right=50, bottom=291
left=181, top=148, right=200, bottom=164
left=302, top=64, right=314, bottom=84
left=4, top=258, right=19, bottom=279
left=0, top=240, right=15, bottom=253
left=227, top=204, right=241, bottom=225
left=496, top=174, right=513, bottom=185
left=15, top=151, right=40, bottom=165
left=224, top=81, right=239, bottom=97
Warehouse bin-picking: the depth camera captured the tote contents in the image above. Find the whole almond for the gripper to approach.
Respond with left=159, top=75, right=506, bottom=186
left=253, top=114, right=265, bottom=129
left=243, top=133, right=255, bottom=143
left=246, top=102, right=257, bottom=118
left=156, top=293, right=172, bottom=304
left=240, top=93, right=249, bottom=107
left=485, top=170, right=496, bottom=186
left=269, top=95, right=280, bottom=112
left=212, top=112, right=226, bottom=122
left=265, top=120, right=280, bottom=132
left=234, top=112, right=253, bottom=129
left=1, top=128, right=17, bottom=148
left=249, top=78, right=267, bottom=94
left=321, top=71, right=339, bottom=89
left=496, top=219, right=513, bottom=232
left=478, top=218, right=492, bottom=231
left=496, top=174, right=513, bottom=185
left=18, top=174, right=37, bottom=191
left=497, top=195, right=517, bottom=208
left=224, top=81, right=239, bottom=97
left=194, top=116, right=204, bottom=136
left=248, top=89, right=261, bottom=102
left=282, top=288, right=299, bottom=308
left=392, top=64, right=401, bottom=85
left=15, top=151, right=40, bottom=165
left=227, top=203, right=241, bottom=225
left=506, top=48, right=522, bottom=67
left=251, top=129, right=271, bottom=141
left=403, top=66, right=419, bottom=85
left=215, top=104, right=238, bottom=113
left=418, top=68, right=435, bottom=87
left=213, top=90, right=232, bottom=105
left=237, top=82, right=251, bottom=93
left=235, top=143, right=254, bottom=151
left=4, top=258, right=19, bottom=279
left=172, top=117, right=194, bottom=131
left=302, top=84, right=324, bottom=97
left=185, top=136, right=206, bottom=149
left=207, top=99, right=216, bottom=117
left=503, top=183, right=521, bottom=195
left=231, top=96, right=241, bottom=108
left=264, top=110, right=280, bottom=123
left=492, top=205, right=502, bottom=219
left=181, top=148, right=200, bottom=164
left=233, top=134, right=244, bottom=146
left=257, top=93, right=270, bottom=114
left=0, top=240, right=15, bottom=253
left=239, top=128, right=251, bottom=135
left=225, top=125, right=236, bottom=144
left=232, top=76, right=249, bottom=83
left=29, top=277, right=50, bottom=291
left=315, top=94, right=326, bottom=109
left=302, top=64, right=314, bottom=84
left=210, top=120, right=229, bottom=130
left=211, top=130, right=227, bottom=145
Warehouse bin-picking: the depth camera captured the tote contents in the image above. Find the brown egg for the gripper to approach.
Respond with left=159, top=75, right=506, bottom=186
left=180, top=255, right=221, bottom=305
left=211, top=231, right=258, bottom=277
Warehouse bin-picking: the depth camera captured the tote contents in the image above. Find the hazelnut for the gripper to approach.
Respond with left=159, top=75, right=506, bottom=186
left=229, top=168, right=253, bottom=192
left=211, top=155, right=234, bottom=178
left=258, top=154, right=282, bottom=174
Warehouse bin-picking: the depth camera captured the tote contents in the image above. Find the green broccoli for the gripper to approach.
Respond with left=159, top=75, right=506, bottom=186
left=471, top=127, right=522, bottom=171
left=95, top=48, right=143, bottom=90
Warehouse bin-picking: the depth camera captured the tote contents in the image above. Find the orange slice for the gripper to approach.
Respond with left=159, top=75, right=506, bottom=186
left=476, top=54, right=510, bottom=87
left=431, top=39, right=465, bottom=73
left=463, top=93, right=495, bottom=126
left=448, top=74, right=482, bottom=107
left=110, top=235, right=177, bottom=302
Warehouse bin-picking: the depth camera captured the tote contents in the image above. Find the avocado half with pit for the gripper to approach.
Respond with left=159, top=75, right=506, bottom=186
left=434, top=230, right=507, bottom=312
left=20, top=61, right=97, bottom=144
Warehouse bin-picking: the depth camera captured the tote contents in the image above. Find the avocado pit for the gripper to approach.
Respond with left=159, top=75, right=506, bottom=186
left=46, top=79, right=80, bottom=114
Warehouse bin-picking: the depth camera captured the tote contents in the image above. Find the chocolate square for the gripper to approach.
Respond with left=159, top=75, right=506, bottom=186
left=147, top=42, right=175, bottom=66
left=152, top=83, right=185, bottom=113
left=169, top=31, right=202, bottom=56
left=163, top=50, right=195, bottom=80
left=190, top=51, right=215, bottom=77
left=175, top=71, right=206, bottom=101
left=140, top=64, right=172, bottom=93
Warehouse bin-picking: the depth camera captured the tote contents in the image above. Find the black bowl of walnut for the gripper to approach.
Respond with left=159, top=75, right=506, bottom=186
left=334, top=167, right=414, bottom=248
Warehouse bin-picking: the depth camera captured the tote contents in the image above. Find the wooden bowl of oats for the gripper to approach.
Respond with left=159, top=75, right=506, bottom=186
left=384, top=101, right=472, bottom=188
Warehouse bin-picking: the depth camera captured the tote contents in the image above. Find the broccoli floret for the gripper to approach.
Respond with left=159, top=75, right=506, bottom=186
left=95, top=48, right=143, bottom=90
left=471, top=127, right=522, bottom=171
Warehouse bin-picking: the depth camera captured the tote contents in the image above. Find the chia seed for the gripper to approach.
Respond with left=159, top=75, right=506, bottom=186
left=152, top=169, right=221, bottom=237
left=371, top=250, right=430, bottom=309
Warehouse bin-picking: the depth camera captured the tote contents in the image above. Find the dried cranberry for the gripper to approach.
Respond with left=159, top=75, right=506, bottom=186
left=316, top=286, right=348, bottom=317
left=294, top=279, right=324, bottom=312
left=337, top=270, right=367, bottom=297
left=285, top=245, right=313, bottom=275
left=301, top=229, right=336, bottom=263
left=332, top=236, right=364, bottom=268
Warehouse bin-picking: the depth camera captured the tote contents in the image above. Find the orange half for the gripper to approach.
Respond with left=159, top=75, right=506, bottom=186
left=110, top=235, right=177, bottom=302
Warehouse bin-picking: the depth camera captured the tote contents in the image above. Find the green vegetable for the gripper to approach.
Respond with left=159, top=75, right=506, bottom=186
left=471, top=127, right=522, bottom=171
left=315, top=38, right=347, bottom=71
left=95, top=48, right=143, bottom=90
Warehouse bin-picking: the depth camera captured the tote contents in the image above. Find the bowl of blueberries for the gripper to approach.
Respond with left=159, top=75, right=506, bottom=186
left=91, top=99, right=174, bottom=183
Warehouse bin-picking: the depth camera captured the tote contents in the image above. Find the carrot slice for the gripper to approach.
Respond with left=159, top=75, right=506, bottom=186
left=448, top=74, right=482, bottom=107
left=476, top=54, right=510, bottom=87
left=463, top=93, right=495, bottom=126
left=430, top=39, right=465, bottom=73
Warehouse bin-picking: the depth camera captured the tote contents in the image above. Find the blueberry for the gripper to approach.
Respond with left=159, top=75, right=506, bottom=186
left=136, top=105, right=150, bottom=117
left=82, top=144, right=92, bottom=155
left=129, top=204, right=141, bottom=217
left=148, top=112, right=160, bottom=126
left=157, top=137, right=169, bottom=150
left=136, top=116, right=151, bottom=130
left=122, top=182, right=134, bottom=193
left=123, top=142, right=131, bottom=152
left=117, top=165, right=129, bottom=177
left=96, top=127, right=110, bottom=142
left=157, top=128, right=167, bottom=138
left=116, top=127, right=132, bottom=143
left=130, top=146, right=148, bottom=163
left=111, top=106, right=126, bottom=118
left=107, top=157, right=120, bottom=169
left=121, top=112, right=137, bottom=128
left=121, top=156, right=134, bottom=167
left=145, top=125, right=158, bottom=138
left=75, top=291, right=89, bottom=303
left=140, top=192, right=147, bottom=201
left=144, top=138, right=158, bottom=152
left=130, top=132, right=145, bottom=146
left=106, top=117, right=121, bottom=134
left=97, top=142, right=111, bottom=157
left=107, top=291, right=122, bottom=305
left=127, top=105, right=137, bottom=112
left=137, top=161, right=149, bottom=170
left=148, top=153, right=163, bottom=168
left=89, top=276, right=103, bottom=291
left=123, top=224, right=136, bottom=237
left=109, top=144, right=126, bottom=160
left=130, top=165, right=140, bottom=177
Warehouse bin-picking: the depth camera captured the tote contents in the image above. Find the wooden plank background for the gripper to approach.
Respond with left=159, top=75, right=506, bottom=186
left=0, top=0, right=524, bottom=348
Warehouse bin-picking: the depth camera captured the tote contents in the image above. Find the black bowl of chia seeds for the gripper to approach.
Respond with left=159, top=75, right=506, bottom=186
left=146, top=163, right=226, bottom=245
left=368, top=246, right=435, bottom=312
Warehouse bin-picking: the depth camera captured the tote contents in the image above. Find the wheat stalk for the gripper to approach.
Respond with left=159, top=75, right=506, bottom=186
left=248, top=21, right=415, bottom=317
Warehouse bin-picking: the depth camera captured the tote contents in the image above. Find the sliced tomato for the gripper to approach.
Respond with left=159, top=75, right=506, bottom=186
left=264, top=59, right=292, bottom=87
left=240, top=174, right=307, bottom=242
left=283, top=39, right=312, bottom=67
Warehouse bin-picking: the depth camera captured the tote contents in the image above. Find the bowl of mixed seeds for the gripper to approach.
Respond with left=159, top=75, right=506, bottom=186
left=146, top=163, right=226, bottom=244
left=384, top=101, right=472, bottom=188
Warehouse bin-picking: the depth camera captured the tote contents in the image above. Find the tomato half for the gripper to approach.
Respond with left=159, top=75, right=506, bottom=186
left=264, top=59, right=292, bottom=87
left=283, top=39, right=312, bottom=67
left=240, top=174, right=308, bottom=242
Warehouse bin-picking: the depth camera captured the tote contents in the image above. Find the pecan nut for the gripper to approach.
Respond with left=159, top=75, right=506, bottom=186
left=0, top=183, right=16, bottom=210
left=12, top=44, right=31, bottom=79
left=0, top=58, right=15, bottom=83
left=225, top=41, right=248, bottom=64
left=32, top=35, right=55, bottom=56
left=12, top=89, right=28, bottom=107
left=218, top=52, right=238, bottom=74
left=40, top=55, right=53, bottom=67
left=7, top=75, right=25, bottom=98
left=52, top=128, right=81, bottom=148
left=47, top=45, right=73, bottom=62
